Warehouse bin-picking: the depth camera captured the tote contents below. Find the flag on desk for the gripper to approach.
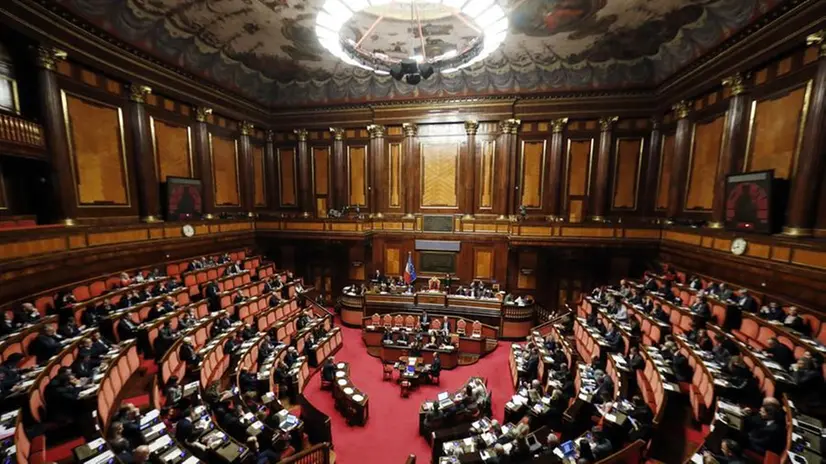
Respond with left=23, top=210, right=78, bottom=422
left=404, top=252, right=416, bottom=284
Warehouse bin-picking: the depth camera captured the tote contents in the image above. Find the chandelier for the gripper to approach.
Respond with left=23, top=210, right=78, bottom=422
left=315, top=0, right=508, bottom=82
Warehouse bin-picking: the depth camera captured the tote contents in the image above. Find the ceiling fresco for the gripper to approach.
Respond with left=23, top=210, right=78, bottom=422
left=52, top=0, right=785, bottom=106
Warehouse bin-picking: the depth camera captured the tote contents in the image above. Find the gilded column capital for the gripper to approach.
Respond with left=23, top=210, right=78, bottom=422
left=34, top=46, right=67, bottom=71
left=195, top=106, right=213, bottom=122
left=402, top=123, right=417, bottom=137
left=368, top=124, right=386, bottom=139
left=464, top=120, right=479, bottom=135
left=551, top=118, right=568, bottom=133
left=294, top=128, right=309, bottom=142
left=722, top=73, right=747, bottom=96
left=330, top=127, right=345, bottom=141
left=599, top=116, right=618, bottom=131
left=499, top=118, right=521, bottom=135
left=128, top=84, right=152, bottom=103
left=672, top=101, right=691, bottom=120
left=650, top=117, right=662, bottom=131
left=807, top=30, right=826, bottom=58
left=240, top=121, right=255, bottom=136
left=265, top=129, right=274, bottom=142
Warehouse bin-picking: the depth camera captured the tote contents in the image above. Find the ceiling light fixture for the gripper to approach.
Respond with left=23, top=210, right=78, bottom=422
left=315, top=0, right=508, bottom=83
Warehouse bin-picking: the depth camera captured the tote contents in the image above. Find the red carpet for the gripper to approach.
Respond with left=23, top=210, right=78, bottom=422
left=304, top=321, right=515, bottom=464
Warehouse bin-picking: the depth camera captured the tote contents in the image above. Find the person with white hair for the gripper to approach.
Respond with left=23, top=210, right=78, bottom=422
left=179, top=336, right=200, bottom=367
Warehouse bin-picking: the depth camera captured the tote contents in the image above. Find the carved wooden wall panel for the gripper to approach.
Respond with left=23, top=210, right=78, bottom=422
left=151, top=118, right=191, bottom=181
left=278, top=147, right=297, bottom=207
left=421, top=141, right=459, bottom=208
left=520, top=140, right=545, bottom=209
left=210, top=134, right=239, bottom=206
left=612, top=138, right=642, bottom=210
left=686, top=115, right=725, bottom=210
left=347, top=145, right=367, bottom=207
left=63, top=93, right=129, bottom=206
left=252, top=145, right=266, bottom=207
left=656, top=134, right=675, bottom=210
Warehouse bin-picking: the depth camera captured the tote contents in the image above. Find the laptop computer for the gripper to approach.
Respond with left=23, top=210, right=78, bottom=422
left=560, top=440, right=576, bottom=457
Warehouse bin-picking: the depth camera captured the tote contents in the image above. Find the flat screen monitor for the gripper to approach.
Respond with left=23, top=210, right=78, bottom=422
left=560, top=440, right=576, bottom=457
left=437, top=392, right=449, bottom=401
left=724, top=170, right=784, bottom=234
left=165, top=177, right=203, bottom=221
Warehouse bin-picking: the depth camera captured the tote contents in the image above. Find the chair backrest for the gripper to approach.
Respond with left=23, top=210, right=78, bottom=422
left=456, top=319, right=467, bottom=334
left=383, top=314, right=392, bottom=327
left=405, top=315, right=415, bottom=328
left=472, top=320, right=482, bottom=336
left=394, top=315, right=403, bottom=327
left=371, top=313, right=380, bottom=326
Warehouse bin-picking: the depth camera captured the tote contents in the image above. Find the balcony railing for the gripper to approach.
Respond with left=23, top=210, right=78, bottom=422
left=0, top=113, right=45, bottom=154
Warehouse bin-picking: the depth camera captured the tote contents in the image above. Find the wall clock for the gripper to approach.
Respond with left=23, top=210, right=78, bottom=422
left=182, top=224, right=195, bottom=238
left=730, top=237, right=747, bottom=256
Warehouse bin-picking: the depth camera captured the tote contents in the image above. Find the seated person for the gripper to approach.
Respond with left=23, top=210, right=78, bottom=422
left=628, top=347, right=645, bottom=371
left=591, top=427, right=613, bottom=461
left=164, top=376, right=184, bottom=407
left=703, top=439, right=747, bottom=464
left=71, top=351, right=95, bottom=379
left=736, top=290, right=757, bottom=313
left=783, top=307, right=809, bottom=335
left=691, top=295, right=711, bottom=321
left=764, top=337, right=794, bottom=370
left=44, top=367, right=82, bottom=419
left=179, top=337, right=201, bottom=367
left=759, top=302, right=785, bottom=322
left=31, top=325, right=62, bottom=364
left=672, top=347, right=693, bottom=382
left=58, top=318, right=81, bottom=338
left=117, top=445, right=150, bottom=464
left=792, top=357, right=826, bottom=415
left=744, top=403, right=785, bottom=454
left=14, top=303, right=41, bottom=325
left=652, top=304, right=669, bottom=323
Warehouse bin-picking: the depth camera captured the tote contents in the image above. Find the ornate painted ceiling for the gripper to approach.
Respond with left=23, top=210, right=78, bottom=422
left=53, top=0, right=785, bottom=107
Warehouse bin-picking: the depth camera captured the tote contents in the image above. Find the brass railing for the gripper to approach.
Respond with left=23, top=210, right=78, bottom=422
left=0, top=113, right=44, bottom=148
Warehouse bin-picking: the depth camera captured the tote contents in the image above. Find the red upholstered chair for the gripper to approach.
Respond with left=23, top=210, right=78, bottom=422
left=405, top=315, right=416, bottom=330
left=456, top=319, right=467, bottom=336
left=394, top=315, right=404, bottom=328
left=382, top=315, right=392, bottom=328
left=371, top=313, right=380, bottom=327
left=383, top=363, right=394, bottom=381
left=431, top=319, right=442, bottom=331
left=471, top=320, right=482, bottom=338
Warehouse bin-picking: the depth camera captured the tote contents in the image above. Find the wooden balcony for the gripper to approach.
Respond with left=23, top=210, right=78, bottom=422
left=0, top=112, right=46, bottom=158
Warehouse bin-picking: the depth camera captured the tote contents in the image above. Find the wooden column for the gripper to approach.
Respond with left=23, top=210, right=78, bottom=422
left=785, top=31, right=826, bottom=236
left=644, top=118, right=663, bottom=218
left=499, top=118, right=520, bottom=218
left=330, top=128, right=345, bottom=210
left=710, top=74, right=749, bottom=228
left=402, top=123, right=417, bottom=217
left=667, top=101, right=692, bottom=219
left=295, top=128, right=312, bottom=217
left=463, top=120, right=479, bottom=218
left=264, top=130, right=278, bottom=212
left=33, top=46, right=76, bottom=225
left=127, top=84, right=160, bottom=222
left=238, top=121, right=255, bottom=217
left=591, top=116, right=617, bottom=221
left=367, top=124, right=386, bottom=217
left=547, top=118, right=567, bottom=219
left=193, top=106, right=215, bottom=219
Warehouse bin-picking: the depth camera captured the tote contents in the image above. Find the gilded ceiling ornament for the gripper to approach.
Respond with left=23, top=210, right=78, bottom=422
left=551, top=118, right=569, bottom=133
left=330, top=127, right=345, bottom=141
left=402, top=123, right=418, bottom=137
left=722, top=73, right=746, bottom=96
left=128, top=84, right=152, bottom=103
left=672, top=101, right=691, bottom=120
left=195, top=106, right=213, bottom=122
left=599, top=116, right=618, bottom=131
left=34, top=46, right=67, bottom=71
left=367, top=124, right=386, bottom=139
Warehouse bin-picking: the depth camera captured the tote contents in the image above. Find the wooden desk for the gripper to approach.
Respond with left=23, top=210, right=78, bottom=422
left=331, top=362, right=369, bottom=425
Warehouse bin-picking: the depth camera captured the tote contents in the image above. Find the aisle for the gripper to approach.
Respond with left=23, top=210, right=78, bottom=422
left=304, top=321, right=515, bottom=464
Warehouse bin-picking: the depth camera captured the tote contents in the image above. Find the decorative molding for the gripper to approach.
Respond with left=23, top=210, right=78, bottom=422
left=33, top=45, right=67, bottom=71
left=194, top=106, right=213, bottom=122
left=672, top=101, right=691, bottom=120
left=551, top=118, right=568, bottom=133
left=464, top=120, right=479, bottom=135
left=807, top=30, right=826, bottom=58
left=499, top=118, right=521, bottom=135
left=599, top=116, right=619, bottom=131
left=650, top=117, right=662, bottom=130
left=240, top=121, right=255, bottom=136
left=330, top=127, right=345, bottom=141
left=367, top=124, right=386, bottom=139
left=128, top=84, right=152, bottom=103
left=294, top=128, right=309, bottom=142
left=722, top=73, right=747, bottom=96
left=402, top=123, right=417, bottom=137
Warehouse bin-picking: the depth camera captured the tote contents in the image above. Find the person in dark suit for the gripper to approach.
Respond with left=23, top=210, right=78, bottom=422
left=590, top=427, right=613, bottom=461
left=117, top=316, right=138, bottom=341
left=225, top=260, right=243, bottom=276
left=672, top=350, right=693, bottom=382
left=691, top=295, right=711, bottom=321
left=88, top=331, right=109, bottom=358
left=268, top=292, right=282, bottom=308
left=147, top=303, right=165, bottom=321
left=284, top=347, right=299, bottom=366
left=210, top=315, right=230, bottom=338
left=642, top=274, right=658, bottom=293
left=179, top=337, right=201, bottom=367
left=321, top=358, right=336, bottom=382
left=117, top=445, right=150, bottom=464
left=118, top=292, right=138, bottom=309
left=687, top=275, right=703, bottom=290
left=44, top=367, right=81, bottom=419
left=764, top=338, right=794, bottom=370
left=419, top=311, right=430, bottom=331
left=652, top=304, right=669, bottom=323
left=205, top=282, right=221, bottom=312
left=72, top=351, right=94, bottom=379
left=783, top=307, right=809, bottom=335
left=628, top=347, right=645, bottom=371
left=81, top=304, right=104, bottom=327
left=0, top=312, right=17, bottom=337
left=759, top=302, right=785, bottom=322
left=31, top=325, right=62, bottom=364
left=13, top=303, right=40, bottom=325
left=792, top=357, right=826, bottom=415
left=745, top=403, right=785, bottom=454
left=603, top=326, right=623, bottom=353
left=704, top=439, right=747, bottom=464
left=296, top=311, right=310, bottom=331
left=736, top=290, right=757, bottom=313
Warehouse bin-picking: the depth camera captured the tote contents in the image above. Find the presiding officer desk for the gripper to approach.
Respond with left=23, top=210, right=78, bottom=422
left=340, top=286, right=537, bottom=339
